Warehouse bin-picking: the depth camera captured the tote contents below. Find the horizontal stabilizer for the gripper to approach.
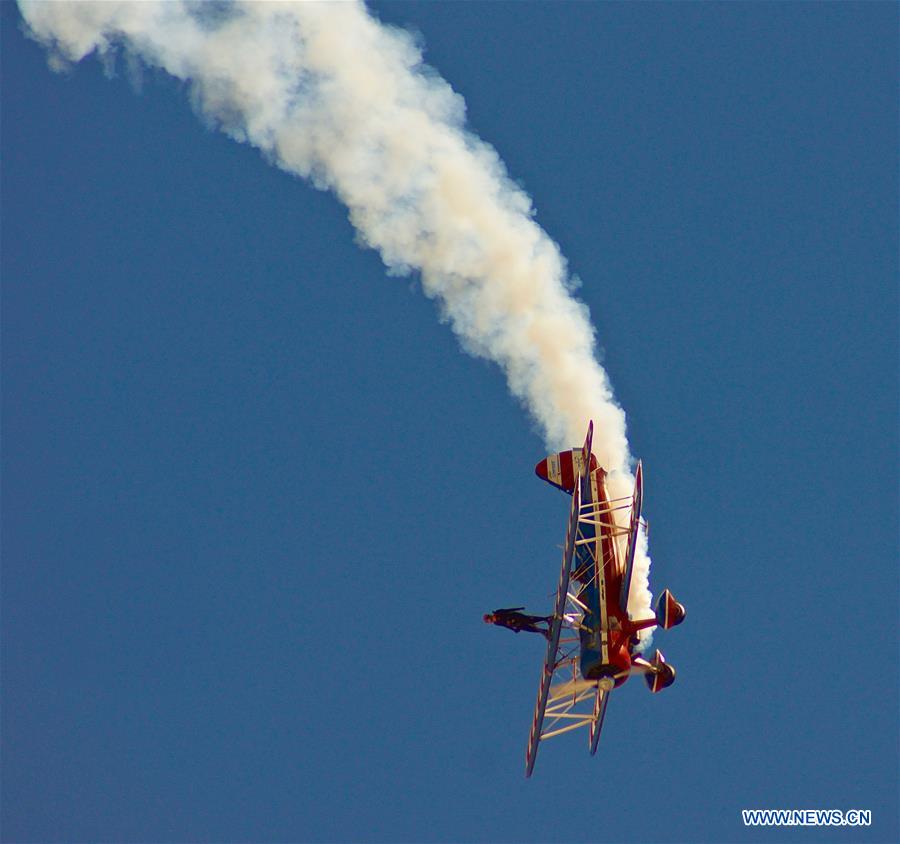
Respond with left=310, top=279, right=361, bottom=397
left=535, top=450, right=598, bottom=494
left=534, top=421, right=598, bottom=494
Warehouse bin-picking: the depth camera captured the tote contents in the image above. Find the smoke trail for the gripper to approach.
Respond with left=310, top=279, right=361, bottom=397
left=17, top=0, right=653, bottom=633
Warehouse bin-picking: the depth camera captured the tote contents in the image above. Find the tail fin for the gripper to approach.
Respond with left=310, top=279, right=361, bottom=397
left=581, top=420, right=594, bottom=472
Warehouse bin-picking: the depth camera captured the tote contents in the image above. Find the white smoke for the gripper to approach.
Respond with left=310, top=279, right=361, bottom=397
left=17, top=0, right=654, bottom=636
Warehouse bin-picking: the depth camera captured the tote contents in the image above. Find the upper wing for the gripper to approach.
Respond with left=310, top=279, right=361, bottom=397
left=524, top=480, right=581, bottom=778
left=618, top=460, right=644, bottom=612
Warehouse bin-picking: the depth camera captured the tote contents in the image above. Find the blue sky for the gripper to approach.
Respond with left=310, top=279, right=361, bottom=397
left=2, top=2, right=897, bottom=842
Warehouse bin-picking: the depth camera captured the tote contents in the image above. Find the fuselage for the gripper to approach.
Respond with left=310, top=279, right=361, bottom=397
left=574, top=466, right=647, bottom=685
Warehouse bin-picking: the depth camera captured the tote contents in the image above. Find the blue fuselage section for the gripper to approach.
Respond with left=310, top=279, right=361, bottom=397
left=574, top=477, right=606, bottom=679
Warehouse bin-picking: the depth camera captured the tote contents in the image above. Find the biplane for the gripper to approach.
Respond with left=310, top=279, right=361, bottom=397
left=523, top=421, right=685, bottom=777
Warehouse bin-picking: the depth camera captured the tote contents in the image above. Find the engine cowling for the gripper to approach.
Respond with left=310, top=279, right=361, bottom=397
left=656, top=589, right=686, bottom=629
left=581, top=640, right=632, bottom=687
left=644, top=649, right=676, bottom=693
